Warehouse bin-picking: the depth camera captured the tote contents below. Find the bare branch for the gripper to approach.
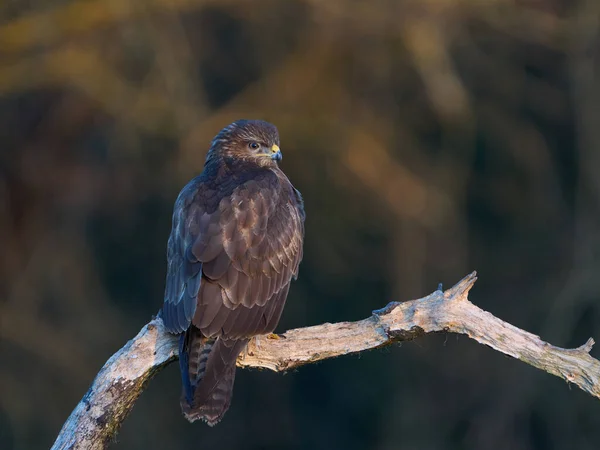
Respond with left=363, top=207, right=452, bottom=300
left=51, top=272, right=600, bottom=450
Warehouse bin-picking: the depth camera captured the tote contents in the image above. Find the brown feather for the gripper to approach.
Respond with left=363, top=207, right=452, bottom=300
left=162, top=119, right=305, bottom=424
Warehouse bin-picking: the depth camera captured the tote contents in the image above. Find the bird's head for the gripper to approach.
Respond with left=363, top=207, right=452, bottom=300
left=206, top=120, right=282, bottom=168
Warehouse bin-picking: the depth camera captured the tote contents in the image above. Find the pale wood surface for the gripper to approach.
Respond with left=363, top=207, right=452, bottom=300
left=51, top=272, right=600, bottom=449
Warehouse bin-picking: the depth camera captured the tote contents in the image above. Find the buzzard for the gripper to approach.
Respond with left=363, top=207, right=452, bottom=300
left=160, top=120, right=305, bottom=425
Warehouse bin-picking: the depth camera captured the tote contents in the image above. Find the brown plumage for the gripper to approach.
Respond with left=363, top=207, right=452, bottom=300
left=160, top=120, right=305, bottom=425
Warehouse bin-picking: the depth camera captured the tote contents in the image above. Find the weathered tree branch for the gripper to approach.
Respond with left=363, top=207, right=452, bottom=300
left=51, top=272, right=600, bottom=450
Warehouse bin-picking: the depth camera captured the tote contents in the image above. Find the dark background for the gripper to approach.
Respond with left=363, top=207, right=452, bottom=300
left=1, top=0, right=600, bottom=449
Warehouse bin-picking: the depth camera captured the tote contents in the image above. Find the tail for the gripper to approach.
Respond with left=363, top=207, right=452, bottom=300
left=179, top=327, right=248, bottom=426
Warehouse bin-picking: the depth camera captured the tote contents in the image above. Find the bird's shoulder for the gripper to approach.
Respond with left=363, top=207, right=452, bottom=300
left=272, top=168, right=305, bottom=220
left=175, top=163, right=285, bottom=218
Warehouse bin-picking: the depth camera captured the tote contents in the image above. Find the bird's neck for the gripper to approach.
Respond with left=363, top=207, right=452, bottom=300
left=202, top=153, right=278, bottom=185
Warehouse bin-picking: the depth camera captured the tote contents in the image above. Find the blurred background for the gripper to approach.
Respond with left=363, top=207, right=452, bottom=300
left=1, top=0, right=600, bottom=449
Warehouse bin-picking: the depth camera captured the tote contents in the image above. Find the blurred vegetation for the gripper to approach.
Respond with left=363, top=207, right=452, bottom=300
left=1, top=0, right=600, bottom=449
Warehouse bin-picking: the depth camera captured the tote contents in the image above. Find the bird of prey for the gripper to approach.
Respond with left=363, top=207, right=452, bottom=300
left=160, top=120, right=305, bottom=425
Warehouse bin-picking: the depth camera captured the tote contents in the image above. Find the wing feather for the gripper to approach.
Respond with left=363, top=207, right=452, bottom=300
left=161, top=186, right=206, bottom=334
left=202, top=251, right=230, bottom=279
left=203, top=302, right=231, bottom=336
left=196, top=281, right=223, bottom=329
left=163, top=169, right=304, bottom=340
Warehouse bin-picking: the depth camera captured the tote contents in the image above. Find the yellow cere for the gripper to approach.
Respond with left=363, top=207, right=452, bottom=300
left=271, top=145, right=280, bottom=153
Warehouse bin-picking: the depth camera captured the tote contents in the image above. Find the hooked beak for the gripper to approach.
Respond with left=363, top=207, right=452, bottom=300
left=270, top=144, right=282, bottom=161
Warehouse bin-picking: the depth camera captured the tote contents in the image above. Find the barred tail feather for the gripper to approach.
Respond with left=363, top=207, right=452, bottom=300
left=179, top=327, right=248, bottom=426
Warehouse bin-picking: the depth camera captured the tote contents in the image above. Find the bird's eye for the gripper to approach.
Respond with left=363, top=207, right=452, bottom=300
left=248, top=142, right=260, bottom=150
